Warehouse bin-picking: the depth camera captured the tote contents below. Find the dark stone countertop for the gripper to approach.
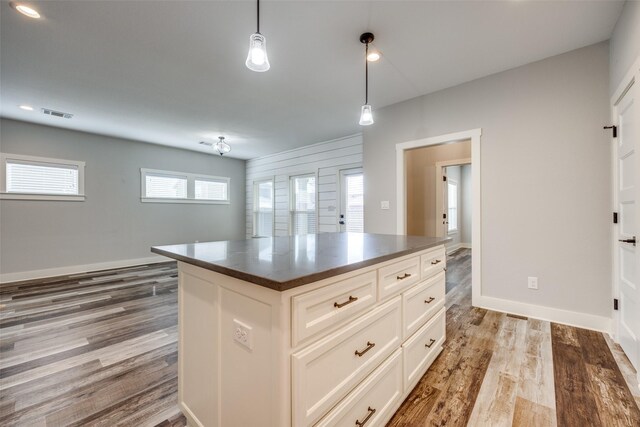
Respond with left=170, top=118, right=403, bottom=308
left=151, top=233, right=450, bottom=291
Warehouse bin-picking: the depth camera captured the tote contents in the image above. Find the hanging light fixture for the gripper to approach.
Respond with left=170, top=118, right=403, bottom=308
left=215, top=136, right=231, bottom=156
left=359, top=33, right=375, bottom=126
left=246, top=0, right=270, bottom=72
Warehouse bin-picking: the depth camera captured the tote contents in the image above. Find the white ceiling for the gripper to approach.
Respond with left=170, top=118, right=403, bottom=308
left=0, top=1, right=624, bottom=159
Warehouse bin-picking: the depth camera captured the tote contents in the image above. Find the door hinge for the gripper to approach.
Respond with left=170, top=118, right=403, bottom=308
left=614, top=298, right=619, bottom=311
left=613, top=212, right=618, bottom=224
left=604, top=125, right=617, bottom=138
left=443, top=176, right=447, bottom=181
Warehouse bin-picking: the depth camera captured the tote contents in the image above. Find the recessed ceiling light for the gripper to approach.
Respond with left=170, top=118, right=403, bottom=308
left=12, top=3, right=41, bottom=19
left=19, top=105, right=34, bottom=111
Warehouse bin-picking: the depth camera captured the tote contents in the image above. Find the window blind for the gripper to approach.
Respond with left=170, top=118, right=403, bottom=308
left=195, top=178, right=228, bottom=201
left=6, top=161, right=79, bottom=195
left=345, top=174, right=364, bottom=232
left=145, top=174, right=188, bottom=199
left=254, top=180, right=274, bottom=237
left=291, top=175, right=316, bottom=235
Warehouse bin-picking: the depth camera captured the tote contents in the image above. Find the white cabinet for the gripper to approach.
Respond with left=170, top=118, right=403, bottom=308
left=176, top=244, right=447, bottom=427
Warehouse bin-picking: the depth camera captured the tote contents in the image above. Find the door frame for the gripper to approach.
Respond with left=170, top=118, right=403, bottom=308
left=435, top=158, right=472, bottom=238
left=611, top=56, right=640, bottom=358
left=396, top=128, right=482, bottom=306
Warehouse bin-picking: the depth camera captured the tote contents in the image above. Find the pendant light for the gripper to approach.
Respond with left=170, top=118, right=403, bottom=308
left=359, top=33, right=375, bottom=126
left=215, top=136, right=231, bottom=156
left=246, top=0, right=270, bottom=72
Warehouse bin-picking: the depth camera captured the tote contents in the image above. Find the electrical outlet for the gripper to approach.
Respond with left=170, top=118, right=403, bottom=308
left=233, top=319, right=253, bottom=350
left=528, top=277, right=538, bottom=290
left=381, top=201, right=390, bottom=210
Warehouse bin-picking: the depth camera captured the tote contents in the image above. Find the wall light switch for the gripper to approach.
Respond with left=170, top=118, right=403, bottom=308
left=528, top=277, right=538, bottom=290
left=381, top=201, right=390, bottom=210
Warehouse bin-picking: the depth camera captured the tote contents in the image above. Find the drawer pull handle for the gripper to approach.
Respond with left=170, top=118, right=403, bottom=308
left=355, top=341, right=375, bottom=357
left=425, top=297, right=435, bottom=304
left=334, top=295, right=358, bottom=308
left=431, top=259, right=441, bottom=265
left=425, top=338, right=436, bottom=348
left=396, top=273, right=412, bottom=280
left=355, top=406, right=376, bottom=426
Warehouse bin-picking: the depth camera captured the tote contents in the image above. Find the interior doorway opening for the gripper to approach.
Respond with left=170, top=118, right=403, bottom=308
left=396, top=128, right=482, bottom=306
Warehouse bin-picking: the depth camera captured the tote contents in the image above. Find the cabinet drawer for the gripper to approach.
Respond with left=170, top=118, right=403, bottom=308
left=292, top=297, right=402, bottom=427
left=402, top=307, right=446, bottom=392
left=292, top=271, right=377, bottom=346
left=402, top=272, right=445, bottom=340
left=315, top=349, right=403, bottom=427
left=420, top=247, right=446, bottom=280
left=377, top=257, right=420, bottom=301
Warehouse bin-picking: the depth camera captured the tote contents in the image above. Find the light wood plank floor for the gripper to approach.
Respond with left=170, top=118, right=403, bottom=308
left=1, top=249, right=639, bottom=426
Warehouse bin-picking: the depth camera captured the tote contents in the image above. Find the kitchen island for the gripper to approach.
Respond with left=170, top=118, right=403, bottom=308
left=152, top=233, right=449, bottom=427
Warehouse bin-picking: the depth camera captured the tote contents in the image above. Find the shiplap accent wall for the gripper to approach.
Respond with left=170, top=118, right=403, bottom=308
left=246, top=134, right=363, bottom=237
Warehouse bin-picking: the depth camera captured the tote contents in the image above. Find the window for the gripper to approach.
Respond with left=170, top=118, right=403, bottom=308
left=141, top=168, right=230, bottom=204
left=253, top=179, right=274, bottom=237
left=290, top=174, right=316, bottom=235
left=1, top=153, right=85, bottom=201
left=447, top=180, right=458, bottom=233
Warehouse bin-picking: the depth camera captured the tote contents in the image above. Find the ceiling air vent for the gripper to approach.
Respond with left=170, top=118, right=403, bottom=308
left=41, top=108, right=73, bottom=119
left=199, top=141, right=213, bottom=147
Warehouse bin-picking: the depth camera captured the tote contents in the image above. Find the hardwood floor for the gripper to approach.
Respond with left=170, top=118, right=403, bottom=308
left=1, top=249, right=639, bottom=426
left=388, top=248, right=640, bottom=426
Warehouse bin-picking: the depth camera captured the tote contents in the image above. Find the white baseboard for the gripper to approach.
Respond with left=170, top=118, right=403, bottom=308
left=446, top=242, right=471, bottom=254
left=0, top=255, right=169, bottom=284
left=459, top=243, right=472, bottom=249
left=475, top=295, right=612, bottom=334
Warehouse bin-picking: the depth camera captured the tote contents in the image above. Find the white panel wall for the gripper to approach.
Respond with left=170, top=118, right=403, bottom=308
left=246, top=135, right=362, bottom=237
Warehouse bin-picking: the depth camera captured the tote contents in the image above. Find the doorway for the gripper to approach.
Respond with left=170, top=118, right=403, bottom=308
left=339, top=168, right=364, bottom=232
left=396, top=129, right=482, bottom=305
left=439, top=162, right=472, bottom=254
left=612, top=57, right=640, bottom=381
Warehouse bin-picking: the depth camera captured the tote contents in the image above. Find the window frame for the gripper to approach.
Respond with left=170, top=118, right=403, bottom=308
left=0, top=153, right=86, bottom=201
left=140, top=168, right=230, bottom=204
left=447, top=179, right=459, bottom=234
left=289, top=173, right=318, bottom=236
left=252, top=177, right=275, bottom=237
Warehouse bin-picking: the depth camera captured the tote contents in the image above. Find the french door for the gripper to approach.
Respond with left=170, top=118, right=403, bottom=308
left=339, top=168, right=364, bottom=232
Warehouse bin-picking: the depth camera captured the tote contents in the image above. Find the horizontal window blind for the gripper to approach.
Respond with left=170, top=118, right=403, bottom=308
left=448, top=181, right=458, bottom=232
left=254, top=180, right=274, bottom=237
left=6, top=161, right=79, bottom=195
left=145, top=174, right=188, bottom=199
left=291, top=175, right=316, bottom=235
left=195, top=179, right=228, bottom=201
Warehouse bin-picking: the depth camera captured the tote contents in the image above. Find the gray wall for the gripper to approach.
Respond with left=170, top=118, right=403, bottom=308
left=363, top=42, right=611, bottom=318
left=610, top=0, right=640, bottom=93
left=461, top=164, right=472, bottom=245
left=0, top=119, right=246, bottom=274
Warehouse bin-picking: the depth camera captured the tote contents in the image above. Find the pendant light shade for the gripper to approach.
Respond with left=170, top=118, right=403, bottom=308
left=246, top=33, right=270, bottom=72
left=246, top=0, right=270, bottom=72
left=359, top=33, right=375, bottom=126
left=359, top=105, right=374, bottom=126
left=215, top=137, right=231, bottom=156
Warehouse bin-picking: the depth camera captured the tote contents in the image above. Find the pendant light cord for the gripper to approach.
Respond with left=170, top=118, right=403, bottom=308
left=257, top=0, right=260, bottom=34
left=365, top=43, right=369, bottom=104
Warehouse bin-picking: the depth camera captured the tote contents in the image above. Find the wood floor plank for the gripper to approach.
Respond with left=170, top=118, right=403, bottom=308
left=512, top=396, right=556, bottom=427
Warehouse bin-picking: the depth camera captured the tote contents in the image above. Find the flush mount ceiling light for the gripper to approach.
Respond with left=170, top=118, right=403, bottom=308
left=19, top=105, right=34, bottom=111
left=358, top=32, right=375, bottom=126
left=11, top=3, right=41, bottom=18
left=215, top=136, right=231, bottom=156
left=246, top=0, right=270, bottom=72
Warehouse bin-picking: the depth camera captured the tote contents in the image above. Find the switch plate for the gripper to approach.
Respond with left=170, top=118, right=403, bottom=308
left=528, top=277, right=538, bottom=290
left=233, top=319, right=253, bottom=350
left=381, top=201, right=390, bottom=210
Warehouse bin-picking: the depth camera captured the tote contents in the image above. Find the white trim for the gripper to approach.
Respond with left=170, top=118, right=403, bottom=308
left=140, top=198, right=230, bottom=205
left=396, top=128, right=482, bottom=306
left=476, top=295, right=612, bottom=334
left=0, top=255, right=167, bottom=284
left=0, top=152, right=86, bottom=201
left=446, top=243, right=463, bottom=254
left=611, top=55, right=640, bottom=106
